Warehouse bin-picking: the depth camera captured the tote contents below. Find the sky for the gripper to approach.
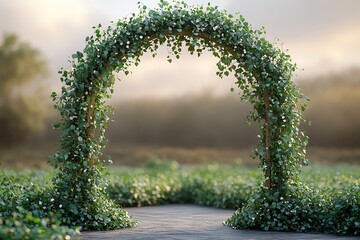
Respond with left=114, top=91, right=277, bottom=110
left=1, top=0, right=359, bottom=100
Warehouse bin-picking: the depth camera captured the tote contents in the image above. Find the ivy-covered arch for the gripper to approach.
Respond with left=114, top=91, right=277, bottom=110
left=51, top=1, right=308, bottom=230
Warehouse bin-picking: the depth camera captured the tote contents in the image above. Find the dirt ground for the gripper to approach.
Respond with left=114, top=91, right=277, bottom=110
left=78, top=205, right=358, bottom=240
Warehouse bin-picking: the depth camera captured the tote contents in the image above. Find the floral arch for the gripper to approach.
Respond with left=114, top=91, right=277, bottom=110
left=51, top=0, right=308, bottom=230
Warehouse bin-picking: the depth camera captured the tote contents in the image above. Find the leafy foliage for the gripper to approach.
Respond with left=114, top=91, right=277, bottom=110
left=226, top=178, right=360, bottom=235
left=50, top=0, right=308, bottom=230
left=0, top=164, right=359, bottom=236
left=0, top=170, right=79, bottom=239
left=107, top=159, right=257, bottom=208
left=0, top=208, right=79, bottom=240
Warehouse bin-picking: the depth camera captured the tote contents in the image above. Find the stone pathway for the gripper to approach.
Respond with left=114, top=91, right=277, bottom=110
left=79, top=205, right=358, bottom=240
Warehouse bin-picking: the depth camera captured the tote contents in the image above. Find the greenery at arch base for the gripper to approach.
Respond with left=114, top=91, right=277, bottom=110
left=51, top=0, right=314, bottom=231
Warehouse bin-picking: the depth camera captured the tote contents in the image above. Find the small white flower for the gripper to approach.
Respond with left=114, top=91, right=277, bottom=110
left=59, top=204, right=62, bottom=208
left=39, top=201, right=42, bottom=205
left=50, top=198, right=54, bottom=202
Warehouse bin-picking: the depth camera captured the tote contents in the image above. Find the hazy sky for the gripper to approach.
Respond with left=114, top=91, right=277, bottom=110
left=1, top=0, right=359, bottom=99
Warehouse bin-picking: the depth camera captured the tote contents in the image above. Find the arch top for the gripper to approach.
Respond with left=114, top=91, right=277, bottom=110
left=79, top=0, right=293, bottom=85
left=51, top=0, right=308, bottom=230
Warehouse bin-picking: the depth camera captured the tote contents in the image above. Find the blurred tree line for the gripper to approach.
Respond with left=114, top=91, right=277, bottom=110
left=105, top=70, right=360, bottom=148
left=0, top=34, right=48, bottom=147
left=0, top=33, right=359, bottom=149
left=106, top=92, right=259, bottom=148
left=300, top=68, right=360, bottom=147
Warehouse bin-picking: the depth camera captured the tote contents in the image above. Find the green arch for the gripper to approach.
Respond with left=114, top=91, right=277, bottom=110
left=51, top=1, right=308, bottom=230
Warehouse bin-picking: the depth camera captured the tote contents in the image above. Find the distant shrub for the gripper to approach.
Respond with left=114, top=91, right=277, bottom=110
left=106, top=164, right=258, bottom=209
left=142, top=157, right=180, bottom=171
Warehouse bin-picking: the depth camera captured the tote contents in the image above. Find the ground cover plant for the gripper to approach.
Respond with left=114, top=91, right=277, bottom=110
left=1, top=162, right=359, bottom=238
left=0, top=170, right=80, bottom=239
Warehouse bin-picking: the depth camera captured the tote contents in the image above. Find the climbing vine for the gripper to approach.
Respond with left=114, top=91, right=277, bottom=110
left=51, top=0, right=308, bottom=230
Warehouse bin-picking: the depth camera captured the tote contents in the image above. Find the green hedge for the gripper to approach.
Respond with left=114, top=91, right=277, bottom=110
left=106, top=161, right=257, bottom=208
left=0, top=163, right=359, bottom=238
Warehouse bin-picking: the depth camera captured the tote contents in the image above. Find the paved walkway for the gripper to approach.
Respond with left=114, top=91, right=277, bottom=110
left=79, top=205, right=358, bottom=240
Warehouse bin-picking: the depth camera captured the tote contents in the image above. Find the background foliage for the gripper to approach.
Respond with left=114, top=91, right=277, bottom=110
left=0, top=34, right=48, bottom=146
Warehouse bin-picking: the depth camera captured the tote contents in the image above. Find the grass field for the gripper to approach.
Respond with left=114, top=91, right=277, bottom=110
left=1, top=145, right=360, bottom=168
left=0, top=158, right=360, bottom=236
left=1, top=161, right=359, bottom=210
left=1, top=159, right=359, bottom=238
